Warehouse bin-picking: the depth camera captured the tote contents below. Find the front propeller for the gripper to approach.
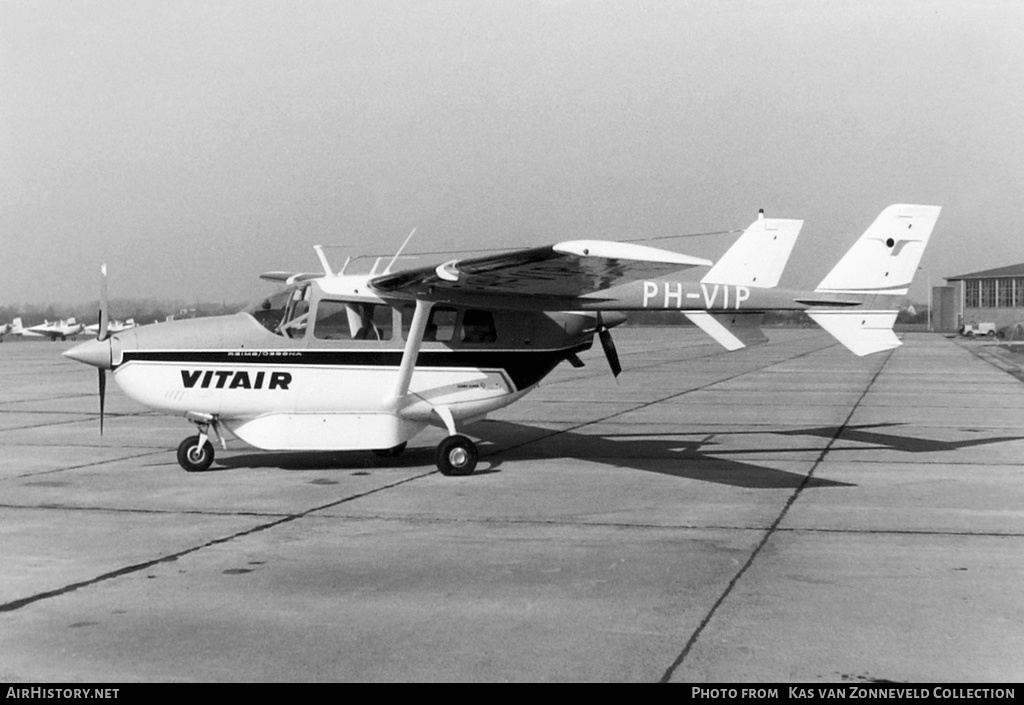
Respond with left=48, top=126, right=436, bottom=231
left=98, top=366, right=106, bottom=435
left=97, top=264, right=109, bottom=434
left=596, top=311, right=622, bottom=378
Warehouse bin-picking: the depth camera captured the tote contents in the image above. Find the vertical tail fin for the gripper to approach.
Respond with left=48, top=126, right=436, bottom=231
left=809, top=204, right=941, bottom=356
left=689, top=211, right=801, bottom=352
left=702, top=211, right=803, bottom=288
left=815, top=204, right=941, bottom=295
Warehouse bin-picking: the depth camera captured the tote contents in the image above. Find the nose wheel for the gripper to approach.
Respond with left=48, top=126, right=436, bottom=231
left=177, top=435, right=214, bottom=472
left=436, top=434, right=478, bottom=476
left=177, top=413, right=223, bottom=472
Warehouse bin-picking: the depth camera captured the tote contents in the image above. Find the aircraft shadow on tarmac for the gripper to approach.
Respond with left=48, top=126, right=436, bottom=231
left=773, top=422, right=1024, bottom=454
left=204, top=420, right=1024, bottom=488
left=202, top=420, right=871, bottom=489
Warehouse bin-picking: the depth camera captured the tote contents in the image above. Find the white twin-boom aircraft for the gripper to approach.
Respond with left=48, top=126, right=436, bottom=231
left=64, top=204, right=940, bottom=475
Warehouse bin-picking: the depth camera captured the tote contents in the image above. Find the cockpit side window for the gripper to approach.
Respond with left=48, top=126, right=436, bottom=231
left=314, top=301, right=394, bottom=341
left=249, top=289, right=292, bottom=334
left=247, top=286, right=310, bottom=338
left=279, top=286, right=311, bottom=338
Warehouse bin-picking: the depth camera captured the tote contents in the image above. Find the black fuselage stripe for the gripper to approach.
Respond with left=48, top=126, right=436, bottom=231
left=118, top=345, right=591, bottom=391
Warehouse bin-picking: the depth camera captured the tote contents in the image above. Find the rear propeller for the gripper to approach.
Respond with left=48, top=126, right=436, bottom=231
left=596, top=312, right=622, bottom=378
left=97, top=264, right=109, bottom=435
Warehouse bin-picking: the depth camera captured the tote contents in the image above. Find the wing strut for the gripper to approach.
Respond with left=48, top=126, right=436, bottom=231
left=389, top=299, right=433, bottom=405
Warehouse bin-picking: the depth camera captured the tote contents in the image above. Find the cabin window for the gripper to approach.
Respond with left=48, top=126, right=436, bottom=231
left=314, top=301, right=394, bottom=341
left=460, top=309, right=497, bottom=343
left=397, top=305, right=495, bottom=344
left=249, top=286, right=310, bottom=338
left=425, top=307, right=457, bottom=342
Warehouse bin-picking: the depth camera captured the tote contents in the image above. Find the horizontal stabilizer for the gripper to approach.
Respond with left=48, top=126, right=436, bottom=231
left=684, top=311, right=767, bottom=351
left=807, top=310, right=900, bottom=356
left=702, top=214, right=802, bottom=288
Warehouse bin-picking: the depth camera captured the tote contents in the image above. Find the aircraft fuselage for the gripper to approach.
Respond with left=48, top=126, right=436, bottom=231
left=70, top=280, right=608, bottom=452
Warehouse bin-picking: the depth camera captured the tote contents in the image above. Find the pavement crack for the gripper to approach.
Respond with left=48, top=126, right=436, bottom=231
left=0, top=471, right=432, bottom=614
left=658, top=348, right=893, bottom=683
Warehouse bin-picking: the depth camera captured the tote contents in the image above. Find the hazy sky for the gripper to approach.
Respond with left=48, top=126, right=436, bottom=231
left=2, top=0, right=1023, bottom=308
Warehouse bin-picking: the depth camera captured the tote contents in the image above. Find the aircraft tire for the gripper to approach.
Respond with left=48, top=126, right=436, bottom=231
left=177, top=436, right=215, bottom=473
left=373, top=442, right=407, bottom=458
left=436, top=435, right=478, bottom=476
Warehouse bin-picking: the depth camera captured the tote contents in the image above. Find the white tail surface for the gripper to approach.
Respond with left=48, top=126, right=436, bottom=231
left=807, top=310, right=901, bottom=356
left=684, top=311, right=767, bottom=351
left=702, top=213, right=802, bottom=288
left=815, top=204, right=941, bottom=295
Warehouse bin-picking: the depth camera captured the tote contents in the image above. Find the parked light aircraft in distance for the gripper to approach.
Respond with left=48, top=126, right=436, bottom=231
left=0, top=320, right=15, bottom=341
left=85, top=318, right=136, bottom=336
left=64, top=204, right=940, bottom=475
left=20, top=317, right=85, bottom=341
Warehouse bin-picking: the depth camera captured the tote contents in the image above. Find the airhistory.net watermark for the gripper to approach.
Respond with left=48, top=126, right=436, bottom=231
left=6, top=689, right=118, bottom=700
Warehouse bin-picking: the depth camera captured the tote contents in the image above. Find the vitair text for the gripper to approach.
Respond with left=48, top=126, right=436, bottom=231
left=181, top=370, right=293, bottom=390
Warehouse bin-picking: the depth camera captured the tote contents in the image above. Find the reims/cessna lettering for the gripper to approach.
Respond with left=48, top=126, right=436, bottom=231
left=64, top=204, right=940, bottom=476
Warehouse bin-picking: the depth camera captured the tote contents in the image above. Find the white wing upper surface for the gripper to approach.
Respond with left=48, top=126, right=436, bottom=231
left=369, top=240, right=711, bottom=308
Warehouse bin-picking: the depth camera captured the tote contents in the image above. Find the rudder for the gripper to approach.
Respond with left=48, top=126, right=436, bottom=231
left=702, top=211, right=802, bottom=289
left=815, top=204, right=941, bottom=295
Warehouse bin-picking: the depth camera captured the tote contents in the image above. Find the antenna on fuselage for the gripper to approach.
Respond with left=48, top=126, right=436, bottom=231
left=382, top=228, right=418, bottom=275
left=313, top=245, right=334, bottom=277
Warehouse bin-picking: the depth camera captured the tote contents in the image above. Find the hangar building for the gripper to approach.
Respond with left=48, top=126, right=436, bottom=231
left=944, top=264, right=1024, bottom=335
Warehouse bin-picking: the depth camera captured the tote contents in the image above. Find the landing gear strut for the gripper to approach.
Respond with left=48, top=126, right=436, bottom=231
left=436, top=434, right=478, bottom=476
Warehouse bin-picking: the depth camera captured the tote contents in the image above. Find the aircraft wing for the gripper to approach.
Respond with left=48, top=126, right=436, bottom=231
left=369, top=240, right=711, bottom=308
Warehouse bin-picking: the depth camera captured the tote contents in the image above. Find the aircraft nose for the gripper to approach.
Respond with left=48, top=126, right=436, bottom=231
left=64, top=337, right=112, bottom=369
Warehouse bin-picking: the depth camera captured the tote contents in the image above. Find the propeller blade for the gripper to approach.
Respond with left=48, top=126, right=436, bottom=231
left=98, top=264, right=109, bottom=341
left=98, top=368, right=106, bottom=435
left=595, top=313, right=622, bottom=378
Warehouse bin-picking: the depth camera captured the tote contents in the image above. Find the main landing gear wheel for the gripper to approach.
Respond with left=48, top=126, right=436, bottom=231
left=177, top=435, right=215, bottom=472
left=373, top=442, right=407, bottom=458
left=436, top=434, right=478, bottom=476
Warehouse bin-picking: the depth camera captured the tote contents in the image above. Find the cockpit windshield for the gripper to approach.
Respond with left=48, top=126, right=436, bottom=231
left=245, top=285, right=310, bottom=338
